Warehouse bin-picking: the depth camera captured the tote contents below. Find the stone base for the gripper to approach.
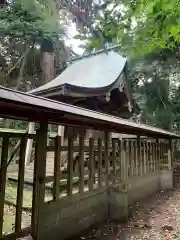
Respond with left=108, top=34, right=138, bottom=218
left=109, top=187, right=128, bottom=221
left=160, top=169, right=173, bottom=190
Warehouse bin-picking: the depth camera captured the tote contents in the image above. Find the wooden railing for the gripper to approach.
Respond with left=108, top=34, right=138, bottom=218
left=0, top=127, right=172, bottom=239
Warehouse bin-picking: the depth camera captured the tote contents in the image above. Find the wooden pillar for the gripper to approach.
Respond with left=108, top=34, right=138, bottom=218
left=31, top=121, right=48, bottom=239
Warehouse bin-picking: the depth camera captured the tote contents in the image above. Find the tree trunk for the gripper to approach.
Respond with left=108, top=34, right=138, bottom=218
left=40, top=39, right=55, bottom=85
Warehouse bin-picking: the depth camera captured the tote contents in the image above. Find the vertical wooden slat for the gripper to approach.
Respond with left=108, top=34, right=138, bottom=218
left=156, top=139, right=160, bottom=170
left=118, top=140, right=122, bottom=182
left=67, top=137, right=73, bottom=196
left=121, top=140, right=128, bottom=188
left=126, top=140, right=130, bottom=177
left=154, top=142, right=156, bottom=171
left=133, top=141, right=136, bottom=176
left=168, top=139, right=172, bottom=170
left=98, top=138, right=103, bottom=187
left=88, top=138, right=94, bottom=191
left=141, top=141, right=144, bottom=176
left=112, top=138, right=116, bottom=184
left=0, top=136, right=9, bottom=237
left=31, top=121, right=48, bottom=239
left=137, top=136, right=142, bottom=176
left=143, top=141, right=147, bottom=175
left=134, top=140, right=138, bottom=176
left=150, top=142, right=153, bottom=173
left=15, top=137, right=27, bottom=232
left=53, top=136, right=61, bottom=201
left=104, top=132, right=109, bottom=186
left=148, top=142, right=151, bottom=173
left=79, top=135, right=85, bottom=194
left=128, top=141, right=132, bottom=177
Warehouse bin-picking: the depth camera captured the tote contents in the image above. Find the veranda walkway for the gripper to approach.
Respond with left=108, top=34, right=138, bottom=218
left=0, top=86, right=180, bottom=240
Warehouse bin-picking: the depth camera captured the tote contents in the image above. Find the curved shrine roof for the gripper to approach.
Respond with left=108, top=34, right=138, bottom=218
left=29, top=51, right=127, bottom=95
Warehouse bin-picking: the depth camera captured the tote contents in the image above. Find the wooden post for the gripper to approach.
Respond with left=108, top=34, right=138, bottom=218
left=67, top=137, right=73, bottom=196
left=79, top=135, right=85, bottom=194
left=53, top=136, right=61, bottom=201
left=0, top=136, right=9, bottom=237
left=31, top=121, right=48, bottom=239
left=88, top=138, right=94, bottom=190
left=168, top=139, right=172, bottom=170
left=15, top=138, right=27, bottom=232
left=98, top=138, right=103, bottom=187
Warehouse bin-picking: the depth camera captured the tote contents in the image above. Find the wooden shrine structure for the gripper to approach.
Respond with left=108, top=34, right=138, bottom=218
left=27, top=49, right=140, bottom=169
left=0, top=86, right=180, bottom=240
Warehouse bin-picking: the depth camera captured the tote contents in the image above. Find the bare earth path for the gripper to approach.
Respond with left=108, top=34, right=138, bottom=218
left=76, top=187, right=180, bottom=240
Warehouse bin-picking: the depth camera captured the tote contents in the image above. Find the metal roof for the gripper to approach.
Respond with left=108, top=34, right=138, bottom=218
left=0, top=87, right=179, bottom=139
left=29, top=51, right=127, bottom=94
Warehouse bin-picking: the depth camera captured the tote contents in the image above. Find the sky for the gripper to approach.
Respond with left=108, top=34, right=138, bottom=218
left=66, top=23, right=84, bottom=55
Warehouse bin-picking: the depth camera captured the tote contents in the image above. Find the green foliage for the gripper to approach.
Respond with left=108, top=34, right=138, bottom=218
left=0, top=0, right=64, bottom=42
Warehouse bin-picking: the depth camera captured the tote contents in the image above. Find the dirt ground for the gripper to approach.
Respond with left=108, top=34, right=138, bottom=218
left=76, top=187, right=180, bottom=240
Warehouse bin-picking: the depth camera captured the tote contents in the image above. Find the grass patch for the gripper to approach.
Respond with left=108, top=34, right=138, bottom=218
left=5, top=183, right=33, bottom=208
left=3, top=214, right=15, bottom=234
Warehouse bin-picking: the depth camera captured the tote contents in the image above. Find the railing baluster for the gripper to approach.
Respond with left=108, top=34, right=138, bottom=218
left=112, top=138, right=116, bottom=184
left=134, top=140, right=138, bottom=176
left=98, top=138, right=102, bottom=187
left=79, top=135, right=85, bottom=194
left=53, top=136, right=61, bottom=201
left=104, top=132, right=109, bottom=186
left=67, top=137, right=73, bottom=197
left=0, top=136, right=9, bottom=237
left=143, top=141, right=147, bottom=175
left=88, top=138, right=94, bottom=191
left=15, top=138, right=27, bottom=232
